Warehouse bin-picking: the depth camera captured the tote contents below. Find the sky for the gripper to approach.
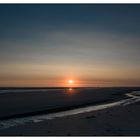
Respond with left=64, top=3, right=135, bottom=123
left=0, top=4, right=140, bottom=87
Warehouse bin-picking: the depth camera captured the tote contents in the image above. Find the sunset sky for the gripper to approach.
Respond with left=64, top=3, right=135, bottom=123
left=0, top=4, right=140, bottom=87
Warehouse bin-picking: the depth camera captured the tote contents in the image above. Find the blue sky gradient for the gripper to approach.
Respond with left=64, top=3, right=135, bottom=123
left=0, top=4, right=140, bottom=87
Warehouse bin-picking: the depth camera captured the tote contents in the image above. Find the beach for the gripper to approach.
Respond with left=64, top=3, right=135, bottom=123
left=1, top=3, right=140, bottom=137
left=0, top=87, right=140, bottom=136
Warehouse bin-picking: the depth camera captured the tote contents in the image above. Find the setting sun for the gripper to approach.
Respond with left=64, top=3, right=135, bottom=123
left=68, top=80, right=74, bottom=84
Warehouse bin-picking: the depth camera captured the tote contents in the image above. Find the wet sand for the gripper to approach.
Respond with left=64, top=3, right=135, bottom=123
left=0, top=87, right=140, bottom=136
left=0, top=101, right=139, bottom=136
left=0, top=87, right=135, bottom=119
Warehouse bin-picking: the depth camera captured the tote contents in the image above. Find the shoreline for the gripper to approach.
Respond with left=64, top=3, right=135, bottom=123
left=0, top=88, right=139, bottom=136
left=0, top=89, right=132, bottom=120
left=0, top=100, right=140, bottom=136
left=0, top=91, right=139, bottom=131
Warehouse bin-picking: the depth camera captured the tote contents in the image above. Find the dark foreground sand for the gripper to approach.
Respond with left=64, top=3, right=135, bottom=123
left=0, top=101, right=140, bottom=136
left=0, top=87, right=140, bottom=136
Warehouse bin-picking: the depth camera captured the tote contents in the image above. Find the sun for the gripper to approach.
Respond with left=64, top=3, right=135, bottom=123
left=68, top=80, right=73, bottom=84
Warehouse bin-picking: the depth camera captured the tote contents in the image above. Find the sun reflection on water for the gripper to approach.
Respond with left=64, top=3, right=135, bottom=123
left=69, top=88, right=73, bottom=91
left=66, top=88, right=74, bottom=95
left=66, top=88, right=78, bottom=95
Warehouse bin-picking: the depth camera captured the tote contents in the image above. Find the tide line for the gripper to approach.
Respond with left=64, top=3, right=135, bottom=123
left=0, top=91, right=140, bottom=130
